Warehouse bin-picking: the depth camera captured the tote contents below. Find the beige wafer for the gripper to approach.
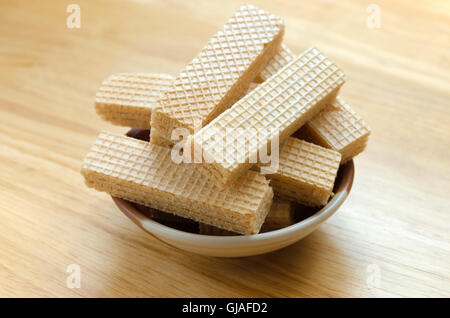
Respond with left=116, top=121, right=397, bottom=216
left=257, top=45, right=371, bottom=163
left=257, top=44, right=295, bottom=82
left=260, top=198, right=294, bottom=232
left=95, top=73, right=174, bottom=128
left=199, top=198, right=294, bottom=235
left=94, top=49, right=369, bottom=164
left=187, top=46, right=346, bottom=189
left=81, top=132, right=273, bottom=235
left=297, top=97, right=371, bottom=163
left=150, top=4, right=284, bottom=146
left=262, top=138, right=341, bottom=206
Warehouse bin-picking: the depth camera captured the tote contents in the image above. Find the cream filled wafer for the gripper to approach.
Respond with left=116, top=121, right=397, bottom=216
left=260, top=198, right=294, bottom=232
left=147, top=127, right=176, bottom=148
left=255, top=46, right=370, bottom=163
left=150, top=4, right=284, bottom=145
left=257, top=44, right=295, bottom=82
left=297, top=97, right=371, bottom=163
left=199, top=197, right=293, bottom=235
left=262, top=138, right=341, bottom=206
left=95, top=73, right=174, bottom=128
left=81, top=132, right=273, bottom=235
left=187, top=47, right=345, bottom=189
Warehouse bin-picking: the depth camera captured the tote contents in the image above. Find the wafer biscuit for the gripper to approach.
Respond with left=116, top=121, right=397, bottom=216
left=257, top=44, right=295, bottom=82
left=187, top=47, right=345, bottom=189
left=199, top=198, right=293, bottom=235
left=150, top=4, right=284, bottom=145
left=255, top=46, right=371, bottom=163
left=94, top=55, right=369, bottom=164
left=81, top=132, right=273, bottom=235
left=263, top=138, right=341, bottom=206
left=297, top=97, right=371, bottom=163
left=95, top=73, right=174, bottom=128
left=147, top=127, right=175, bottom=148
left=260, top=198, right=294, bottom=232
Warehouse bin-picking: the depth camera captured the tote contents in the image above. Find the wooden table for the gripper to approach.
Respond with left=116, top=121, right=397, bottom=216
left=1, top=0, right=449, bottom=297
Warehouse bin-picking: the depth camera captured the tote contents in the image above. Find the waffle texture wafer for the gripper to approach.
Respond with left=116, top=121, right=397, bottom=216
left=95, top=73, right=174, bottom=128
left=150, top=4, right=284, bottom=145
left=265, top=138, right=341, bottom=206
left=187, top=47, right=346, bottom=189
left=199, top=197, right=293, bottom=235
left=257, top=44, right=295, bottom=81
left=81, top=132, right=273, bottom=235
left=299, top=97, right=371, bottom=163
left=260, top=198, right=294, bottom=232
left=147, top=127, right=176, bottom=148
left=254, top=45, right=371, bottom=163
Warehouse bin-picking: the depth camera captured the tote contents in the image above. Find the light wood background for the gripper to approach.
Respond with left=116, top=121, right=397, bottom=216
left=1, top=0, right=449, bottom=297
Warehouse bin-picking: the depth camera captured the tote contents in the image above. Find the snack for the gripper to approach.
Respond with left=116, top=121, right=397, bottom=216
left=95, top=73, right=174, bottom=128
left=255, top=45, right=371, bottom=163
left=295, top=97, right=371, bottom=163
left=257, top=44, right=295, bottom=82
left=82, top=4, right=371, bottom=239
left=150, top=4, right=284, bottom=146
left=81, top=132, right=273, bottom=235
left=199, top=198, right=294, bottom=235
left=260, top=198, right=294, bottom=232
left=262, top=138, right=341, bottom=206
left=187, top=46, right=346, bottom=189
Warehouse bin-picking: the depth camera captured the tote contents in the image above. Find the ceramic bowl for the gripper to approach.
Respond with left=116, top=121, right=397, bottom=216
left=113, top=128, right=354, bottom=257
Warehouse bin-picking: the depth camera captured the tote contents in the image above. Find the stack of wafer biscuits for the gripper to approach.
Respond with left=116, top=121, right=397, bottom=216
left=82, top=4, right=370, bottom=236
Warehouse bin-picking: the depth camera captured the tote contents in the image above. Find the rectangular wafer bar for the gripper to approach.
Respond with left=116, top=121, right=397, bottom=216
left=93, top=71, right=365, bottom=166
left=262, top=138, right=341, bottom=206
left=199, top=198, right=294, bottom=235
left=295, top=97, right=371, bottom=163
left=260, top=198, right=294, bottom=232
left=256, top=45, right=371, bottom=163
left=257, top=44, right=295, bottom=82
left=95, top=73, right=174, bottom=128
left=81, top=132, right=273, bottom=235
left=187, top=46, right=346, bottom=189
left=95, top=49, right=369, bottom=164
left=150, top=4, right=284, bottom=146
left=96, top=72, right=260, bottom=131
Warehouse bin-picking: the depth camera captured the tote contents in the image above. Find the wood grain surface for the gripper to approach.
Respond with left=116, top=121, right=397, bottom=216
left=0, top=0, right=449, bottom=297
